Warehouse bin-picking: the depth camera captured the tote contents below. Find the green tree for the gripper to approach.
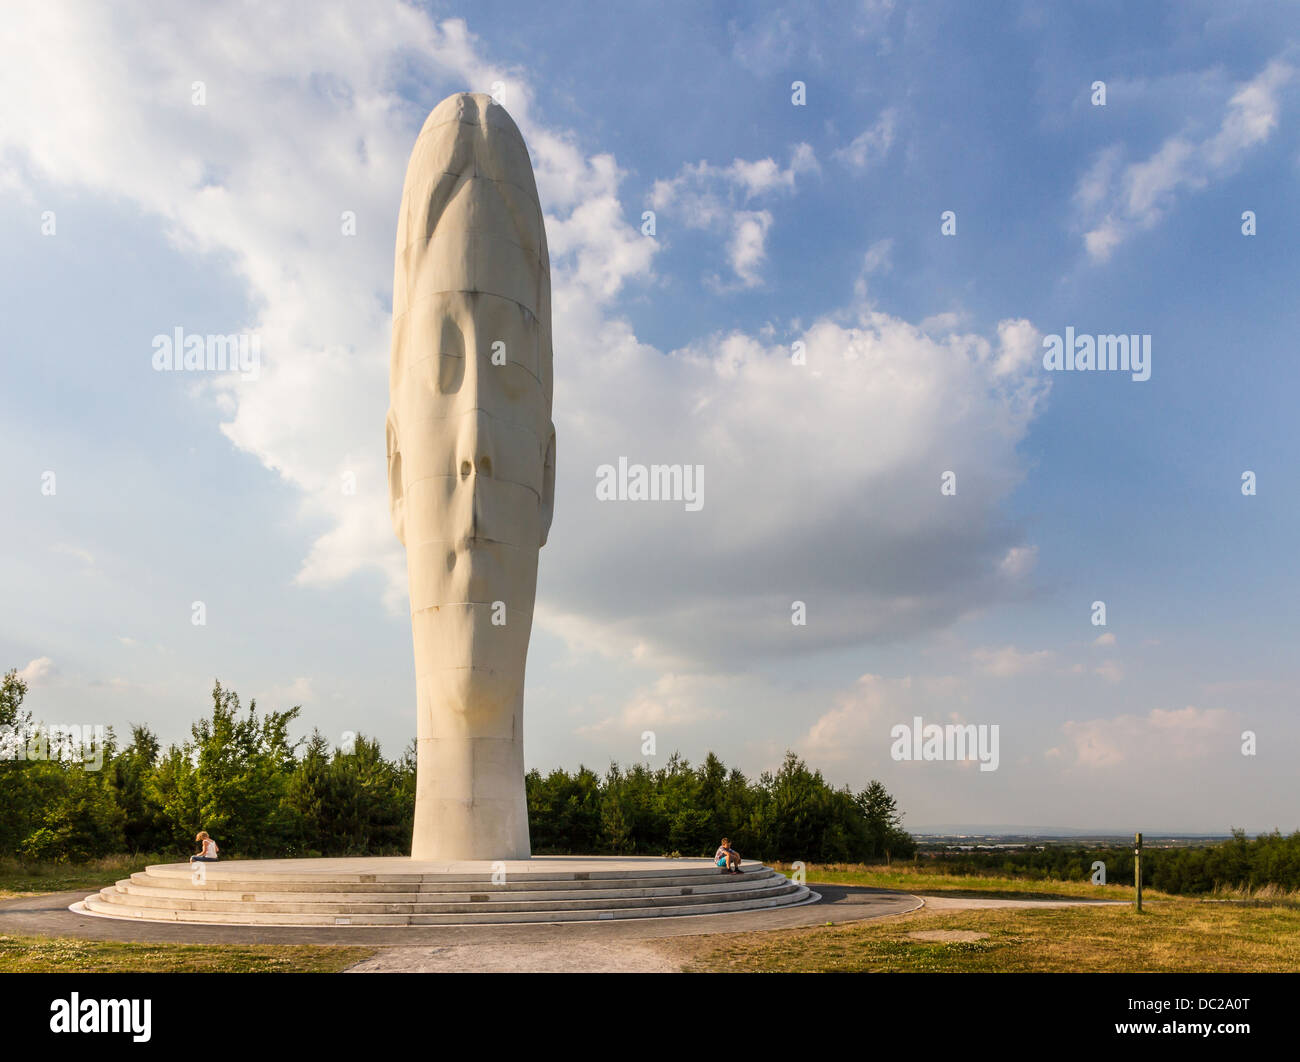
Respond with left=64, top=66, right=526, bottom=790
left=155, top=680, right=302, bottom=856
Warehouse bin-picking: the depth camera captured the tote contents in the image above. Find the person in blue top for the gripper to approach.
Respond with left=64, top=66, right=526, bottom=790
left=714, top=838, right=741, bottom=874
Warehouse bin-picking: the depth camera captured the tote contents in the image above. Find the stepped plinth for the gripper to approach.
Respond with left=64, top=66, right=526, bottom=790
left=72, top=856, right=817, bottom=926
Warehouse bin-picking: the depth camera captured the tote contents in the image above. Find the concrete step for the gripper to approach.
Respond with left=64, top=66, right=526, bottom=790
left=128, top=865, right=772, bottom=894
left=112, top=874, right=778, bottom=906
left=82, top=883, right=813, bottom=926
left=133, top=863, right=764, bottom=889
left=93, top=881, right=797, bottom=916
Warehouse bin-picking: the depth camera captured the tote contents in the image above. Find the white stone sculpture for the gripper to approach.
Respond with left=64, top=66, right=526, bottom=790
left=386, top=93, right=555, bottom=860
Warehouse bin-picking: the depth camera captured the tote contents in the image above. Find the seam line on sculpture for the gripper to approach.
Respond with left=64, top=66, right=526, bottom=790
left=398, top=349, right=545, bottom=393
left=392, top=291, right=549, bottom=342
left=397, top=190, right=544, bottom=246
left=410, top=605, right=534, bottom=618
left=392, top=405, right=549, bottom=450
left=400, top=162, right=541, bottom=208
left=403, top=474, right=542, bottom=502
left=394, top=226, right=544, bottom=270
left=399, top=171, right=541, bottom=217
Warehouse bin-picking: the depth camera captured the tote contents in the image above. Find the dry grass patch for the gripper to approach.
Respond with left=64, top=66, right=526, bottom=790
left=0, top=934, right=374, bottom=973
left=664, top=893, right=1300, bottom=973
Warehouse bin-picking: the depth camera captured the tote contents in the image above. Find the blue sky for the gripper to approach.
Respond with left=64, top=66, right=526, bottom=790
left=2, top=0, right=1297, bottom=832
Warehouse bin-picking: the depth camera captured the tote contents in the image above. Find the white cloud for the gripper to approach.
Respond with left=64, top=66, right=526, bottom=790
left=1050, top=706, right=1232, bottom=768
left=1093, top=632, right=1117, bottom=647
left=0, top=1, right=1049, bottom=676
left=800, top=673, right=911, bottom=761
left=17, top=657, right=54, bottom=685
left=970, top=645, right=1053, bottom=677
left=997, top=545, right=1038, bottom=579
left=724, top=210, right=773, bottom=288
left=853, top=237, right=895, bottom=301
left=624, top=674, right=728, bottom=729
left=542, top=304, right=1048, bottom=667
left=833, top=108, right=897, bottom=172
left=0, top=3, right=655, bottom=617
left=1093, top=660, right=1124, bottom=683
left=259, top=677, right=315, bottom=709
left=861, top=237, right=894, bottom=276
left=798, top=672, right=966, bottom=766
left=649, top=144, right=817, bottom=288
left=1076, top=58, right=1293, bottom=261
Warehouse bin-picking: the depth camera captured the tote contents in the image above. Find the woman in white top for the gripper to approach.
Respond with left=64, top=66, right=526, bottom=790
left=189, top=831, right=220, bottom=862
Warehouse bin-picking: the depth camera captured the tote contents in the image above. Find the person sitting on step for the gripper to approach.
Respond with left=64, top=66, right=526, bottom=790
left=714, top=837, right=741, bottom=874
left=189, top=830, right=219, bottom=863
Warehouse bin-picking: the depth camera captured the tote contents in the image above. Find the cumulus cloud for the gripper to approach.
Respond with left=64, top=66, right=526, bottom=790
left=853, top=237, right=894, bottom=301
left=1076, top=58, right=1293, bottom=261
left=0, top=3, right=654, bottom=616
left=649, top=144, right=818, bottom=288
left=833, top=108, right=898, bottom=172
left=576, top=672, right=731, bottom=739
left=801, top=673, right=912, bottom=761
left=0, top=1, right=1049, bottom=677
left=543, top=307, right=1047, bottom=667
left=798, top=672, right=966, bottom=765
left=17, top=657, right=54, bottom=685
left=259, top=677, right=315, bottom=709
left=970, top=645, right=1054, bottom=677
left=1050, top=706, right=1233, bottom=768
left=1093, top=660, right=1123, bottom=683
left=997, top=544, right=1038, bottom=579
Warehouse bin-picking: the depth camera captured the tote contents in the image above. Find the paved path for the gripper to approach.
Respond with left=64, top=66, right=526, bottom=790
left=1, top=885, right=915, bottom=947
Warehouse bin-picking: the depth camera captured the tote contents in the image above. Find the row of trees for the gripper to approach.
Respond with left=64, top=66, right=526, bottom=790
left=0, top=675, right=414, bottom=860
left=0, top=671, right=913, bottom=863
left=924, top=831, right=1300, bottom=894
left=527, top=756, right=914, bottom=862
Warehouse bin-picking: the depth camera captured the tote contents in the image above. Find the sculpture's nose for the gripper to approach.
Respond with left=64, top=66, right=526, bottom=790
left=457, top=407, right=495, bottom=539
left=457, top=411, right=494, bottom=480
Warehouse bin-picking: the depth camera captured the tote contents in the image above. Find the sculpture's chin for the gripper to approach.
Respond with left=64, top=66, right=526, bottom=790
left=408, top=587, right=536, bottom=735
left=436, top=665, right=524, bottom=725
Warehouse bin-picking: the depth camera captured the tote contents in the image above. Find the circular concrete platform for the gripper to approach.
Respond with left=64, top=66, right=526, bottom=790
left=72, top=856, right=818, bottom=927
left=5, top=884, right=914, bottom=946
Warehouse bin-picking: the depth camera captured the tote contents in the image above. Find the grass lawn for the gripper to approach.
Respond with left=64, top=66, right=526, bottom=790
left=0, top=856, right=378, bottom=971
left=0, top=934, right=375, bottom=973
left=666, top=863, right=1300, bottom=972
left=0, top=854, right=164, bottom=899
left=771, top=861, right=1137, bottom=899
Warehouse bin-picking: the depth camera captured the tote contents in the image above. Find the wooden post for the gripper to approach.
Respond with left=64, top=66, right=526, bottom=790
left=1134, top=831, right=1143, bottom=913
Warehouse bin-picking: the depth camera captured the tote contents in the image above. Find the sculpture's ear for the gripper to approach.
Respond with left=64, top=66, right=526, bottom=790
left=386, top=408, right=405, bottom=546
left=539, top=425, right=556, bottom=547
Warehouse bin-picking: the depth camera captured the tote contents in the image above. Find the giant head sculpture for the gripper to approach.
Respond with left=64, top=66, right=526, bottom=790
left=386, top=93, right=555, bottom=860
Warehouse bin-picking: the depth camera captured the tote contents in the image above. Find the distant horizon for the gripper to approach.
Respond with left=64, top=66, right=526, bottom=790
left=907, top=825, right=1273, bottom=838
